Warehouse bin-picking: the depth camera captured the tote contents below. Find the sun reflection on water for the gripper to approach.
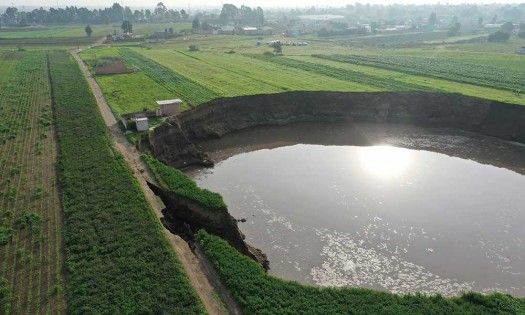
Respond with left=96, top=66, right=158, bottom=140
left=358, top=146, right=414, bottom=179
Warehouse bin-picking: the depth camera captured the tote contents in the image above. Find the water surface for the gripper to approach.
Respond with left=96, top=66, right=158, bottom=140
left=189, top=123, right=525, bottom=296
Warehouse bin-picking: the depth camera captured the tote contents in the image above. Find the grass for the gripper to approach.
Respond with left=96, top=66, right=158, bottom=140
left=95, top=71, right=175, bottom=114
left=139, top=49, right=378, bottom=95
left=48, top=50, right=205, bottom=314
left=120, top=48, right=220, bottom=106
left=313, top=54, right=525, bottom=91
left=197, top=229, right=525, bottom=315
left=287, top=55, right=525, bottom=105
left=144, top=155, right=227, bottom=211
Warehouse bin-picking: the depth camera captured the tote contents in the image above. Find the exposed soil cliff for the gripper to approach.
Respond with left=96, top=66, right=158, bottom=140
left=140, top=91, right=525, bottom=168
left=148, top=182, right=269, bottom=270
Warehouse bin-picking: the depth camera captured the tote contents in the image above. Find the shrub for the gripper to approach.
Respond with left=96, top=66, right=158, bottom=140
left=189, top=45, right=199, bottom=51
left=488, top=31, right=510, bottom=42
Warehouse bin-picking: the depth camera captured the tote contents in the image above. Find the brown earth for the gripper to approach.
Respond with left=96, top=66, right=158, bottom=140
left=141, top=91, right=525, bottom=169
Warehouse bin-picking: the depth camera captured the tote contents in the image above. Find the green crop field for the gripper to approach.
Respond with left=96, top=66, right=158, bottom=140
left=48, top=50, right=205, bottom=314
left=314, top=54, right=525, bottom=91
left=0, top=51, right=66, bottom=314
left=75, top=32, right=525, bottom=115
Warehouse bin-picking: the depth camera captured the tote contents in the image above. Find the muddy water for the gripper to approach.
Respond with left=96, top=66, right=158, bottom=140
left=187, top=122, right=525, bottom=297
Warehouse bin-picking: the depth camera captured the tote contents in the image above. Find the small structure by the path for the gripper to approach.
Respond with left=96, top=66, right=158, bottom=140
left=156, top=99, right=182, bottom=117
left=136, top=117, right=149, bottom=131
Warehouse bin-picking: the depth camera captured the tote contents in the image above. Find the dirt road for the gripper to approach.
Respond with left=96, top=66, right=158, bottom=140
left=71, top=45, right=241, bottom=315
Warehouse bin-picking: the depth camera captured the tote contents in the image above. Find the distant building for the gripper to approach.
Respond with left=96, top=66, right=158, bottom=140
left=156, top=99, right=182, bottom=116
left=218, top=26, right=235, bottom=35
left=242, top=27, right=258, bottom=35
left=484, top=24, right=503, bottom=30
left=516, top=46, right=525, bottom=54
left=260, top=26, right=275, bottom=36
left=136, top=117, right=149, bottom=131
left=155, top=31, right=167, bottom=39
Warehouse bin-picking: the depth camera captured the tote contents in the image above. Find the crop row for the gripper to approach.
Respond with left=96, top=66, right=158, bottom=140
left=48, top=51, right=205, bottom=314
left=314, top=54, right=525, bottom=91
left=250, top=54, right=431, bottom=92
left=144, top=155, right=226, bottom=211
left=119, top=48, right=220, bottom=105
left=0, top=51, right=66, bottom=314
left=196, top=229, right=525, bottom=315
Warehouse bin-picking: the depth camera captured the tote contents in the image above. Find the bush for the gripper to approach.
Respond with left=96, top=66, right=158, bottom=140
left=518, top=31, right=525, bottom=39
left=488, top=31, right=510, bottom=42
left=189, top=45, right=199, bottom=51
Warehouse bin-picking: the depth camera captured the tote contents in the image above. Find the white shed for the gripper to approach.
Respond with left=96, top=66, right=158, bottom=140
left=136, top=117, right=149, bottom=131
left=156, top=99, right=182, bottom=117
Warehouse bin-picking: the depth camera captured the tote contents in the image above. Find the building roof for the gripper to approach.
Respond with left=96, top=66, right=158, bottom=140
left=156, top=99, right=182, bottom=105
left=136, top=117, right=148, bottom=122
left=242, top=27, right=258, bottom=31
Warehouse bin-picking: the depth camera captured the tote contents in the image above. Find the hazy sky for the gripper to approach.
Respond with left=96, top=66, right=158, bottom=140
left=10, top=0, right=525, bottom=10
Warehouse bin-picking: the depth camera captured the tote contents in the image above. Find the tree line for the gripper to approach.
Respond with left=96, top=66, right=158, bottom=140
left=0, top=2, right=189, bottom=27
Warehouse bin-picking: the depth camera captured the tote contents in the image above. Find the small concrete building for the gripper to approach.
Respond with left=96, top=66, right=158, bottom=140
left=242, top=27, right=258, bottom=35
left=136, top=117, right=149, bottom=131
left=156, top=99, right=182, bottom=116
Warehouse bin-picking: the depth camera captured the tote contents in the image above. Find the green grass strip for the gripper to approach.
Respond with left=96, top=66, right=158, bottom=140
left=197, top=229, right=525, bottom=315
left=313, top=54, right=525, bottom=92
left=48, top=51, right=206, bottom=314
left=248, top=54, right=432, bottom=92
left=144, top=155, right=226, bottom=211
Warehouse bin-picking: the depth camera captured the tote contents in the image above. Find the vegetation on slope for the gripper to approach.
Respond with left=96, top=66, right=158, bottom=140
left=197, top=230, right=525, bottom=315
left=48, top=51, right=205, bottom=314
left=144, top=155, right=226, bottom=211
left=314, top=54, right=525, bottom=92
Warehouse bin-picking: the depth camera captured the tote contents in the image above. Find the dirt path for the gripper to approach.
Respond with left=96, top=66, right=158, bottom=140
left=71, top=45, right=240, bottom=315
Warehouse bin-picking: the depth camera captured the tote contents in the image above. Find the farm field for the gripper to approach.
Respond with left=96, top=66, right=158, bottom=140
left=313, top=54, right=525, bottom=91
left=0, top=51, right=66, bottom=314
left=0, top=23, right=193, bottom=49
left=80, top=32, right=525, bottom=115
left=48, top=50, right=206, bottom=313
left=286, top=55, right=525, bottom=105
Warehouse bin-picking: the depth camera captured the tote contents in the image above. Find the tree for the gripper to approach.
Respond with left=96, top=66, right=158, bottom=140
left=192, top=17, right=200, bottom=29
left=180, top=9, right=189, bottom=21
left=121, top=20, right=132, bottom=33
left=448, top=22, right=461, bottom=36
left=273, top=41, right=282, bottom=54
left=488, top=31, right=510, bottom=42
left=478, top=17, right=483, bottom=27
left=500, top=21, right=514, bottom=33
left=518, top=31, right=525, bottom=39
left=168, top=27, right=174, bottom=37
left=428, top=12, right=437, bottom=26
left=220, top=4, right=239, bottom=23
left=85, top=24, right=92, bottom=37
left=154, top=2, right=167, bottom=16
